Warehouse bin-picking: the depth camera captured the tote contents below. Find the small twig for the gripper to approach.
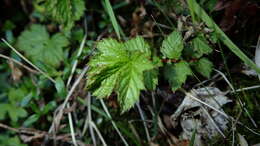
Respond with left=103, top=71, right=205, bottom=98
left=0, top=54, right=38, bottom=73
left=88, top=93, right=97, bottom=146
left=2, top=38, right=55, bottom=83
left=214, top=69, right=235, bottom=91
left=0, top=123, right=19, bottom=132
left=243, top=104, right=258, bottom=128
left=181, top=89, right=260, bottom=136
left=147, top=106, right=167, bottom=135
left=231, top=109, right=242, bottom=146
left=185, top=90, right=229, bottom=118
left=136, top=102, right=151, bottom=142
left=67, top=103, right=78, bottom=146
left=216, top=69, right=259, bottom=128
left=66, top=34, right=87, bottom=87
left=194, top=73, right=220, bottom=87
left=225, top=85, right=260, bottom=94
left=100, top=99, right=129, bottom=146
left=128, top=122, right=141, bottom=143
left=82, top=94, right=89, bottom=135
left=202, top=107, right=226, bottom=138
left=47, top=66, right=88, bottom=138
left=89, top=121, right=107, bottom=146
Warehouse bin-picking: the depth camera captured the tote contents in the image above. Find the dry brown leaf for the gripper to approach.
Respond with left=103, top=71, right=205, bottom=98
left=8, top=60, right=23, bottom=82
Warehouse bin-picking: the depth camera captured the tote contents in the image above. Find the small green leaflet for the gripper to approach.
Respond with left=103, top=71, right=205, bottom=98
left=164, top=61, right=192, bottom=91
left=0, top=135, right=27, bottom=146
left=0, top=104, right=27, bottom=122
left=160, top=31, right=184, bottom=59
left=55, top=77, right=67, bottom=97
left=124, top=36, right=151, bottom=57
left=87, top=37, right=154, bottom=112
left=44, top=0, right=85, bottom=30
left=192, top=36, right=213, bottom=58
left=17, top=24, right=69, bottom=67
left=143, top=56, right=162, bottom=91
left=193, top=57, right=213, bottom=78
left=144, top=69, right=159, bottom=91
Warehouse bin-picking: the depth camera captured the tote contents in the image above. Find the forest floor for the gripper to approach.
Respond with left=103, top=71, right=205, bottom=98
left=0, top=0, right=259, bottom=145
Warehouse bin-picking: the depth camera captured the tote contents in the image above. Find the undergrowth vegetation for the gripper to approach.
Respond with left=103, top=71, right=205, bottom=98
left=0, top=0, right=259, bottom=145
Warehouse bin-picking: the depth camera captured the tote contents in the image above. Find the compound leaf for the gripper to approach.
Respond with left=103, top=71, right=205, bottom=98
left=44, top=0, right=85, bottom=30
left=144, top=69, right=159, bottom=91
left=164, top=61, right=192, bottom=91
left=193, top=57, right=213, bottom=78
left=192, top=36, right=213, bottom=58
left=17, top=24, right=68, bottom=67
left=124, top=36, right=151, bottom=57
left=87, top=37, right=154, bottom=112
left=160, top=31, right=184, bottom=59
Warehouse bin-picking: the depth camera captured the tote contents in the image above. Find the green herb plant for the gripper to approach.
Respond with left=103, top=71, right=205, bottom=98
left=87, top=30, right=214, bottom=112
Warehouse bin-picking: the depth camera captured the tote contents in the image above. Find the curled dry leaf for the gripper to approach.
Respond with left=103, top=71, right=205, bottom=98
left=8, top=60, right=23, bottom=82
left=238, top=133, right=248, bottom=146
left=170, top=87, right=231, bottom=146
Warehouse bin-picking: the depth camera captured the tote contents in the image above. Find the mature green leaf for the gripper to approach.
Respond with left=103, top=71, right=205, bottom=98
left=87, top=37, right=154, bottom=112
left=7, top=105, right=27, bottom=122
left=23, top=114, right=40, bottom=127
left=42, top=101, right=57, bottom=115
left=0, top=104, right=8, bottom=120
left=0, top=135, right=27, bottom=146
left=144, top=69, right=158, bottom=91
left=55, top=77, right=66, bottom=97
left=117, top=53, right=154, bottom=112
left=17, top=24, right=69, bottom=67
left=124, top=36, right=151, bottom=56
left=164, top=61, right=192, bottom=91
left=93, top=72, right=119, bottom=98
left=8, top=88, right=26, bottom=105
left=45, top=0, right=85, bottom=30
left=160, top=31, right=184, bottom=59
left=0, top=103, right=27, bottom=122
left=192, top=36, right=213, bottom=58
left=193, top=57, right=213, bottom=78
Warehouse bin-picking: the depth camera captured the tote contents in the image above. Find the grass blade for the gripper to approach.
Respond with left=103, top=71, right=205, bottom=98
left=103, top=0, right=122, bottom=39
left=189, top=128, right=197, bottom=146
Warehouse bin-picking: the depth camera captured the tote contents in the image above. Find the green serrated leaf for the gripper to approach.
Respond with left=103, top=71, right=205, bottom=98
left=164, top=61, right=192, bottom=91
left=144, top=69, right=158, bottom=91
left=87, top=37, right=154, bottom=112
left=0, top=135, right=27, bottom=146
left=42, top=101, right=57, bottom=114
left=0, top=104, right=9, bottom=120
left=7, top=105, right=27, bottom=122
left=193, top=57, right=213, bottom=78
left=55, top=77, right=66, bottom=97
left=124, top=36, right=151, bottom=57
left=160, top=31, right=184, bottom=59
left=17, top=24, right=68, bottom=67
left=23, top=114, right=40, bottom=127
left=192, top=36, right=213, bottom=58
left=93, top=72, right=119, bottom=98
left=44, top=0, right=85, bottom=30
left=8, top=88, right=26, bottom=105
left=117, top=54, right=153, bottom=112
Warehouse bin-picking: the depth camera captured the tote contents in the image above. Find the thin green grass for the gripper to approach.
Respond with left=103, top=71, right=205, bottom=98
left=189, top=128, right=197, bottom=146
left=103, top=0, right=125, bottom=39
